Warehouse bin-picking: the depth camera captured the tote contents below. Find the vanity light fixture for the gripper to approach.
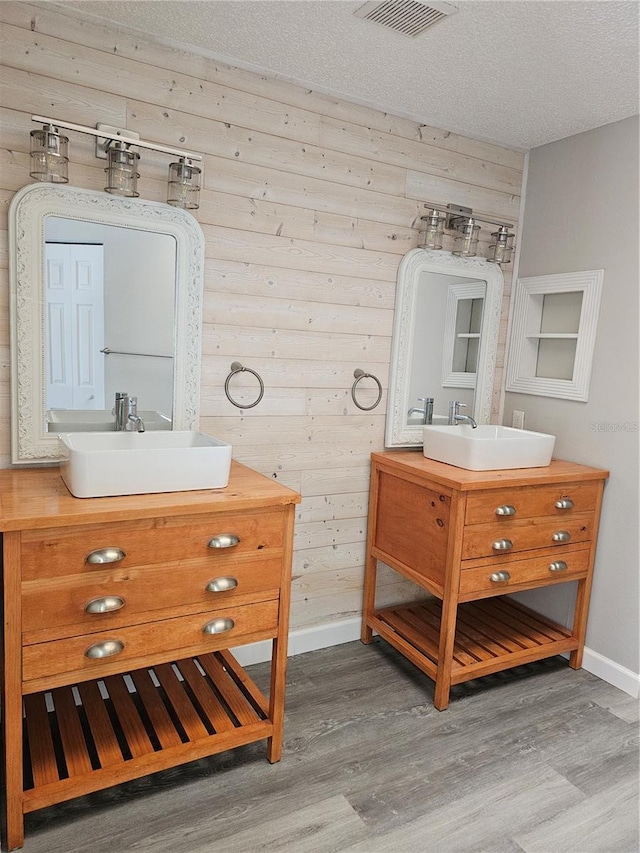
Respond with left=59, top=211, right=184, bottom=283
left=419, top=202, right=515, bottom=263
left=421, top=208, right=445, bottom=250
left=487, top=225, right=515, bottom=265
left=29, top=123, right=69, bottom=183
left=452, top=218, right=480, bottom=257
left=167, top=157, right=201, bottom=209
left=29, top=115, right=202, bottom=210
left=104, top=141, right=140, bottom=198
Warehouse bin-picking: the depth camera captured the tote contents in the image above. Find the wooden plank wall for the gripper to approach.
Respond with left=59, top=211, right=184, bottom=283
left=0, top=2, right=525, bottom=632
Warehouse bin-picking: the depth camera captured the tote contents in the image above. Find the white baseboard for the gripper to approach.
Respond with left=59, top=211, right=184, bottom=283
left=232, top=617, right=361, bottom=667
left=579, top=647, right=640, bottom=698
left=234, top=620, right=640, bottom=699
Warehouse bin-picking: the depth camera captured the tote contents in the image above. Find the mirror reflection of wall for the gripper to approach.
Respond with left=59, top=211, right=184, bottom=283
left=408, top=272, right=483, bottom=424
left=44, top=217, right=177, bottom=420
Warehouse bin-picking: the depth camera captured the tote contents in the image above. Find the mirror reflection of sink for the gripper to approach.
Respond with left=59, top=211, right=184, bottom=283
left=46, top=409, right=172, bottom=432
left=422, top=424, right=555, bottom=471
left=58, top=431, right=232, bottom=498
left=407, top=413, right=449, bottom=427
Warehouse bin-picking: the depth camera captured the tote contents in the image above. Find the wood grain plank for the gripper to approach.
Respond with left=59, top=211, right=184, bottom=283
left=76, top=681, right=123, bottom=769
left=128, top=669, right=183, bottom=750
left=23, top=692, right=59, bottom=787
left=197, top=653, right=261, bottom=726
left=50, top=687, right=93, bottom=777
left=174, top=658, right=235, bottom=733
left=218, top=650, right=270, bottom=717
left=152, top=663, right=209, bottom=742
left=102, top=676, right=155, bottom=759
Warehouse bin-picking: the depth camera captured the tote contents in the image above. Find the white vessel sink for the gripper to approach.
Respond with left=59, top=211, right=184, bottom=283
left=58, top=431, right=232, bottom=498
left=422, top=424, right=555, bottom=471
left=47, top=409, right=172, bottom=432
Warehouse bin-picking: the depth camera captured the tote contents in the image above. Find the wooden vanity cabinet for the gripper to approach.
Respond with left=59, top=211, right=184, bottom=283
left=0, top=463, right=300, bottom=851
left=361, top=451, right=608, bottom=711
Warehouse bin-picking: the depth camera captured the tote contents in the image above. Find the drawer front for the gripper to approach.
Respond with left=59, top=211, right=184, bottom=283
left=459, top=548, right=591, bottom=597
left=22, top=600, right=279, bottom=687
left=465, top=481, right=601, bottom=526
left=22, top=556, right=282, bottom=641
left=20, top=510, right=285, bottom=582
left=461, top=514, right=594, bottom=560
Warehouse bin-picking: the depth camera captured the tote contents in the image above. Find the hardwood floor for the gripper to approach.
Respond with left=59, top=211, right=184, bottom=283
left=19, top=640, right=639, bottom=853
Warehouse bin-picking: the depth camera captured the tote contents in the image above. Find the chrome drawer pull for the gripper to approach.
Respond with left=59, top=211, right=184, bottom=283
left=202, top=617, right=235, bottom=635
left=555, top=498, right=574, bottom=510
left=84, top=595, right=125, bottom=614
left=492, top=538, right=513, bottom=551
left=549, top=560, right=568, bottom=573
left=490, top=570, right=511, bottom=583
left=495, top=505, right=517, bottom=517
left=85, top=547, right=126, bottom=565
left=552, top=530, right=571, bottom=543
left=85, top=639, right=124, bottom=659
left=207, top=534, right=240, bottom=550
left=206, top=576, right=239, bottom=593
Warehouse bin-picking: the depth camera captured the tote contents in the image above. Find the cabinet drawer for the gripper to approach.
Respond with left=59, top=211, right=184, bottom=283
left=22, top=556, right=282, bottom=642
left=22, top=599, right=279, bottom=688
left=20, top=510, right=285, bottom=581
left=461, top=514, right=594, bottom=560
left=459, top=548, right=591, bottom=597
left=465, top=481, right=601, bottom=525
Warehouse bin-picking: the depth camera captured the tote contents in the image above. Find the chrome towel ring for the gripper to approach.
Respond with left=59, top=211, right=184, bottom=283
left=224, top=361, right=265, bottom=409
left=351, top=368, right=382, bottom=411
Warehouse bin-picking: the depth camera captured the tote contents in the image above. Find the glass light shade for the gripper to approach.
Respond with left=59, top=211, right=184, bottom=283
left=29, top=125, right=69, bottom=183
left=487, top=227, right=515, bottom=264
left=104, top=142, right=140, bottom=197
left=452, top=219, right=480, bottom=257
left=421, top=209, right=445, bottom=250
left=167, top=158, right=201, bottom=209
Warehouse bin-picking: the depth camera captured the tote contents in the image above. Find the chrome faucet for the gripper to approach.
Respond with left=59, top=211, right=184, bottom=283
left=124, top=395, right=145, bottom=432
left=114, top=391, right=127, bottom=431
left=448, top=400, right=477, bottom=429
left=114, top=392, right=145, bottom=432
left=408, top=397, right=434, bottom=425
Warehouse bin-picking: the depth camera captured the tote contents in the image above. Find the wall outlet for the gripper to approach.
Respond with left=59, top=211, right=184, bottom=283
left=512, top=410, right=525, bottom=430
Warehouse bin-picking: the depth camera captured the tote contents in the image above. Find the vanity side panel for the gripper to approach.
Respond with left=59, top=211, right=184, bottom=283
left=373, top=470, right=451, bottom=590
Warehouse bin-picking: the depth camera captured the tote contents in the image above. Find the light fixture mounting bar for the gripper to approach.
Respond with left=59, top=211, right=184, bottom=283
left=31, top=115, right=202, bottom=162
left=422, top=200, right=513, bottom=230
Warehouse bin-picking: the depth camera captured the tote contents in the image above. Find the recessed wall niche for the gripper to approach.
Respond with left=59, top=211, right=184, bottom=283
left=506, top=269, right=604, bottom=401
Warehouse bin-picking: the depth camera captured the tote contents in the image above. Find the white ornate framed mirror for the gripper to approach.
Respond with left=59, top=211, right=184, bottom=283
left=9, top=184, right=205, bottom=464
left=385, top=249, right=504, bottom=447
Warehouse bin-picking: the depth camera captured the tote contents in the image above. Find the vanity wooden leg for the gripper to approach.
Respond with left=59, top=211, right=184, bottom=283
left=361, top=552, right=377, bottom=644
left=569, top=577, right=592, bottom=670
left=569, top=482, right=603, bottom=670
left=267, top=505, right=294, bottom=764
left=2, top=533, right=25, bottom=851
left=361, top=464, right=381, bottom=645
left=266, top=635, right=287, bottom=763
left=2, top=686, right=25, bottom=851
left=434, top=596, right=458, bottom=711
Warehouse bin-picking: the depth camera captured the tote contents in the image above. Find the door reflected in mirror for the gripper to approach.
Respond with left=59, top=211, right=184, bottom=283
left=44, top=216, right=176, bottom=430
left=386, top=250, right=504, bottom=447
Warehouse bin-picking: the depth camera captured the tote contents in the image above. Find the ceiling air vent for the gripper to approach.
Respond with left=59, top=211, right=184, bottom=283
left=354, top=0, right=458, bottom=38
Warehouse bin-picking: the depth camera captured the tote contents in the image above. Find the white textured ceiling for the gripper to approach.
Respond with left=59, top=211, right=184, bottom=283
left=59, top=0, right=639, bottom=150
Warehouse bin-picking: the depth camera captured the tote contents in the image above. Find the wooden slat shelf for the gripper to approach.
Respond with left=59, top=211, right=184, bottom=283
left=22, top=650, right=271, bottom=813
left=371, top=597, right=578, bottom=687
